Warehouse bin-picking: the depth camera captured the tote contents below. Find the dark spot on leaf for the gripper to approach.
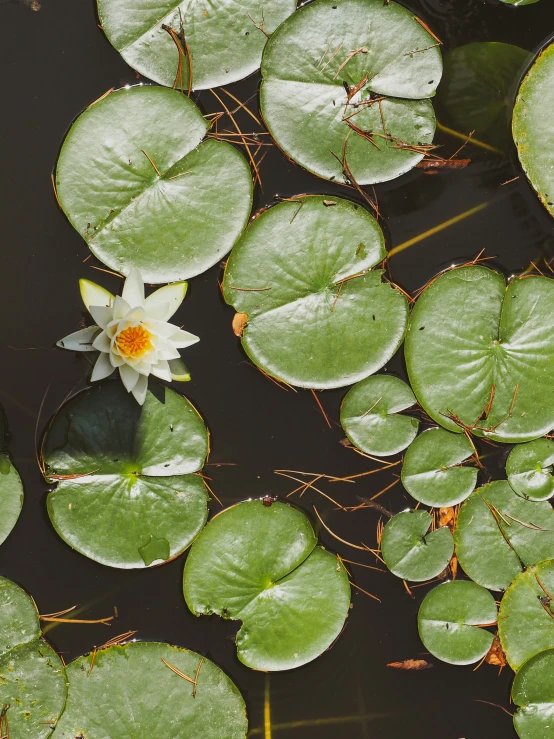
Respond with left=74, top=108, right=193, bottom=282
left=419, top=326, right=425, bottom=330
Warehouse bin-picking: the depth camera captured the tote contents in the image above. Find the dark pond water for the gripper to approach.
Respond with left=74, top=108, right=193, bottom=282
left=2, top=0, right=554, bottom=736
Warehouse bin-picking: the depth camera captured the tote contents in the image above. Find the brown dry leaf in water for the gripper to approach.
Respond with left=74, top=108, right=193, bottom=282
left=387, top=659, right=433, bottom=670
left=232, top=312, right=249, bottom=337
left=485, top=636, right=507, bottom=673
left=439, top=506, right=456, bottom=530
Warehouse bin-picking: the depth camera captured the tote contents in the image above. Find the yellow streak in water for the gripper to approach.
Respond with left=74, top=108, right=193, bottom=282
left=264, top=674, right=272, bottom=739
left=437, top=122, right=504, bottom=155
left=249, top=712, right=387, bottom=735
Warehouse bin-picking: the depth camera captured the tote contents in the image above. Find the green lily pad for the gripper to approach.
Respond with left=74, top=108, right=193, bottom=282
left=223, top=196, right=408, bottom=389
left=52, top=642, right=247, bottom=738
left=401, top=427, right=478, bottom=507
left=183, top=500, right=351, bottom=671
left=513, top=42, right=554, bottom=217
left=405, top=265, right=554, bottom=442
left=418, top=580, right=497, bottom=665
left=43, top=381, right=209, bottom=569
left=499, top=561, right=554, bottom=671
left=55, top=85, right=253, bottom=283
left=512, top=648, right=554, bottom=739
left=0, top=577, right=67, bottom=738
left=501, top=0, right=539, bottom=5
left=507, top=439, right=554, bottom=501
left=340, top=375, right=419, bottom=457
left=381, top=510, right=453, bottom=582
left=260, top=0, right=442, bottom=185
left=454, top=481, right=554, bottom=591
left=97, top=0, right=296, bottom=91
left=0, top=455, right=24, bottom=546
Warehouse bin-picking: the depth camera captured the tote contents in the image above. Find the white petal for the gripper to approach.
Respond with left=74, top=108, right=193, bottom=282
left=79, top=279, right=114, bottom=312
left=122, top=267, right=145, bottom=308
left=122, top=306, right=146, bottom=323
left=56, top=326, right=100, bottom=352
left=170, top=328, right=200, bottom=349
left=92, top=331, right=111, bottom=353
left=144, top=281, right=188, bottom=321
left=110, top=352, right=125, bottom=367
left=157, top=347, right=181, bottom=361
left=144, top=301, right=171, bottom=321
left=119, top=363, right=140, bottom=392
left=91, top=352, right=116, bottom=382
left=149, top=320, right=177, bottom=338
left=113, top=296, right=131, bottom=320
left=131, top=374, right=148, bottom=405
left=150, top=359, right=172, bottom=382
left=89, top=305, right=113, bottom=329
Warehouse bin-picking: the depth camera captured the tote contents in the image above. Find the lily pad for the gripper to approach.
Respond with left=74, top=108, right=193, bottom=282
left=418, top=580, right=497, bottom=665
left=0, top=577, right=67, bottom=738
left=223, top=196, right=408, bottom=389
left=501, top=0, right=539, bottom=5
left=405, top=265, right=554, bottom=442
left=260, top=0, right=442, bottom=184
left=454, top=481, right=554, bottom=591
left=43, top=381, right=209, bottom=569
left=340, top=375, right=419, bottom=457
left=183, top=500, right=351, bottom=671
left=0, top=456, right=24, bottom=546
left=498, top=560, right=554, bottom=671
left=507, top=439, right=554, bottom=501
left=52, top=642, right=247, bottom=738
left=55, top=85, right=253, bottom=283
left=512, top=648, right=554, bottom=739
left=401, top=427, right=478, bottom=507
left=381, top=510, right=454, bottom=582
left=513, top=42, right=554, bottom=217
left=97, top=0, right=296, bottom=91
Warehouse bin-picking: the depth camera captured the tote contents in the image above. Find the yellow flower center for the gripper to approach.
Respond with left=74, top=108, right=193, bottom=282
left=116, top=324, right=153, bottom=358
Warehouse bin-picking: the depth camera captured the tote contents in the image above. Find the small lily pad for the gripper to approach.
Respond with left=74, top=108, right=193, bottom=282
left=223, top=196, right=408, bottom=389
left=401, top=427, right=478, bottom=507
left=183, top=500, right=351, bottom=671
left=97, top=0, right=296, bottom=91
left=260, top=0, right=442, bottom=184
left=418, top=580, right=497, bottom=665
left=0, top=577, right=67, bottom=738
left=501, top=0, right=539, bottom=5
left=512, top=648, right=554, bottom=739
left=499, top=560, right=554, bottom=671
left=507, top=439, right=554, bottom=501
left=340, top=375, right=419, bottom=457
left=0, top=455, right=24, bottom=546
left=381, top=510, right=454, bottom=582
left=55, top=85, right=253, bottom=283
left=43, top=381, right=209, bottom=569
left=454, top=481, right=554, bottom=591
left=52, top=642, right=247, bottom=738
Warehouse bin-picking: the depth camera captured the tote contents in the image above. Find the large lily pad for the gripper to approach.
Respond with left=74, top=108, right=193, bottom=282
left=513, top=42, right=554, bottom=217
left=97, top=0, right=296, bottom=91
left=0, top=577, right=67, bottom=738
left=405, top=265, right=554, bottom=442
left=340, top=375, right=418, bottom=457
left=223, top=196, right=408, bottom=389
left=507, top=439, right=554, bottom=501
left=454, top=481, right=554, bottom=591
left=55, top=85, right=253, bottom=283
left=43, top=382, right=209, bottom=569
left=260, top=0, right=442, bottom=185
left=52, top=642, right=247, bottom=738
left=401, top=427, right=478, bottom=507
left=499, top=560, right=554, bottom=671
left=418, top=580, right=497, bottom=666
left=183, top=500, right=351, bottom=671
left=512, top=648, right=554, bottom=739
left=0, top=456, right=24, bottom=546
left=381, top=510, right=453, bottom=582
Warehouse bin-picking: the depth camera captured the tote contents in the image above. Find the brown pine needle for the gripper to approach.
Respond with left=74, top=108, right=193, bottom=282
left=313, top=506, right=368, bottom=551
left=162, top=658, right=196, bottom=684
left=220, top=87, right=262, bottom=126
left=474, top=699, right=513, bottom=718
left=275, top=472, right=347, bottom=510
left=333, top=47, right=368, bottom=80
left=349, top=580, right=381, bottom=602
left=370, top=477, right=400, bottom=501
left=193, top=657, right=204, bottom=698
left=413, top=16, right=442, bottom=44
left=40, top=615, right=113, bottom=625
left=87, top=87, right=114, bottom=108
left=310, top=389, right=332, bottom=428
left=274, top=469, right=352, bottom=483
left=331, top=460, right=401, bottom=482
left=40, top=606, right=78, bottom=619
left=199, top=475, right=223, bottom=507
left=229, top=285, right=271, bottom=292
left=141, top=149, right=161, bottom=177
left=339, top=557, right=386, bottom=573
left=90, top=265, right=124, bottom=278
left=51, top=172, right=61, bottom=209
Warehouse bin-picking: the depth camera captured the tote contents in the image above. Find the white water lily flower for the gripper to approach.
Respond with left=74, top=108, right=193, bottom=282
left=57, top=268, right=199, bottom=405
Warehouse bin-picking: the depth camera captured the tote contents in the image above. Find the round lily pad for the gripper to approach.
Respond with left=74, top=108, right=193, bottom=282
left=52, top=642, right=247, bottom=738
left=183, top=500, right=351, bottom=671
left=499, top=560, right=554, bottom=671
left=512, top=648, right=554, bottom=739
left=97, top=0, right=296, bottom=91
left=43, top=381, right=209, bottom=569
left=381, top=510, right=453, bottom=582
left=260, top=0, right=442, bottom=185
left=401, top=427, right=478, bottom=507
left=340, top=375, right=419, bottom=457
left=454, top=481, right=554, bottom=591
left=0, top=455, right=24, bottom=546
left=513, top=43, right=554, bottom=217
left=0, top=577, right=67, bottom=738
left=507, top=439, right=554, bottom=501
left=405, top=265, right=554, bottom=442
left=223, top=196, right=408, bottom=389
left=418, top=580, right=497, bottom=666
left=55, top=85, right=253, bottom=283
left=502, top=0, right=539, bottom=5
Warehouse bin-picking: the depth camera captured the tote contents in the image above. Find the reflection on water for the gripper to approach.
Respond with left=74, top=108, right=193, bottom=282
left=1, top=0, right=554, bottom=737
